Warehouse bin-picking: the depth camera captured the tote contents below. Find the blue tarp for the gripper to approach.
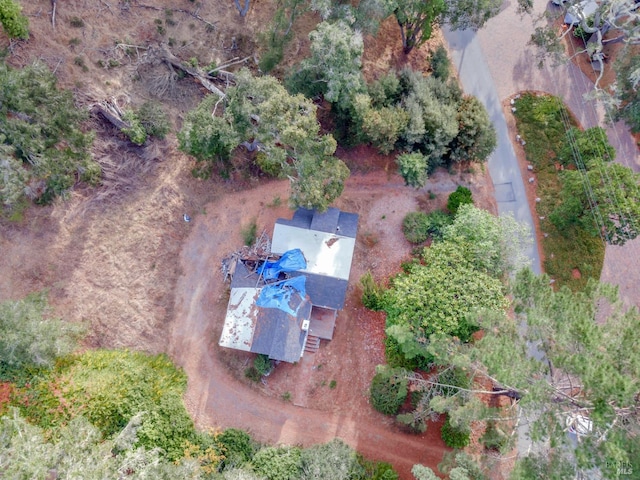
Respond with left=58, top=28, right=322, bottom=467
left=256, top=276, right=307, bottom=316
left=259, top=248, right=306, bottom=281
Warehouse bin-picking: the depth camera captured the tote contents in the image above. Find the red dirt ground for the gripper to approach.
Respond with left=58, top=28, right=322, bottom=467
left=169, top=157, right=498, bottom=479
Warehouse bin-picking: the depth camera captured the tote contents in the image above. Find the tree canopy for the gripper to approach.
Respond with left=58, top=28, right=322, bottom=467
left=471, top=269, right=640, bottom=477
left=0, top=293, right=83, bottom=372
left=381, top=205, right=519, bottom=365
left=391, top=0, right=501, bottom=53
left=179, top=69, right=349, bottom=211
left=0, top=61, right=97, bottom=207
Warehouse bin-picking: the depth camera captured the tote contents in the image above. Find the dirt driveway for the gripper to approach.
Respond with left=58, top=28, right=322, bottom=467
left=169, top=158, right=497, bottom=478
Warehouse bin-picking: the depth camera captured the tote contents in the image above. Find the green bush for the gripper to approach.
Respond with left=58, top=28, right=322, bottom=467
left=299, top=439, right=365, bottom=480
left=441, top=418, right=471, bottom=449
left=358, top=455, right=400, bottom=480
left=402, top=210, right=452, bottom=244
left=252, top=446, right=302, bottom=480
left=447, top=186, right=473, bottom=215
left=122, top=110, right=148, bottom=145
left=218, top=428, right=256, bottom=469
left=396, top=152, right=428, bottom=188
left=360, top=271, right=385, bottom=311
left=11, top=350, right=196, bottom=461
left=137, top=101, right=170, bottom=139
left=254, top=354, right=273, bottom=377
left=402, top=211, right=431, bottom=243
left=430, top=45, right=450, bottom=80
left=370, top=366, right=408, bottom=415
left=241, top=219, right=258, bottom=246
left=0, top=0, right=29, bottom=39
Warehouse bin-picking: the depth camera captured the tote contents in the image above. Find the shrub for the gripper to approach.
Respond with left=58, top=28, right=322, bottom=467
left=402, top=211, right=431, bottom=244
left=447, top=186, right=473, bottom=215
left=137, top=101, right=170, bottom=139
left=253, top=354, right=273, bottom=377
left=299, top=439, right=364, bottom=480
left=430, top=45, right=450, bottom=80
left=441, top=418, right=471, bottom=449
left=360, top=271, right=386, bottom=311
left=217, top=428, right=256, bottom=469
left=11, top=350, right=196, bottom=461
left=241, top=219, right=258, bottom=246
left=358, top=455, right=400, bottom=480
left=0, top=0, right=28, bottom=39
left=252, top=446, right=302, bottom=480
left=402, top=210, right=452, bottom=244
left=397, top=152, right=428, bottom=188
left=370, top=366, right=408, bottom=415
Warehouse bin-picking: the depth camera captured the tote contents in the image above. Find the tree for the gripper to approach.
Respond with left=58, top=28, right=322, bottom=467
left=0, top=409, right=203, bottom=479
left=444, top=0, right=502, bottom=31
left=446, top=96, right=497, bottom=165
left=471, top=269, right=640, bottom=477
left=383, top=239, right=508, bottom=364
left=179, top=69, right=349, bottom=211
left=442, top=203, right=532, bottom=278
left=614, top=51, right=640, bottom=133
left=391, top=0, right=502, bottom=54
left=0, top=293, right=83, bottom=372
left=252, top=446, right=302, bottom=480
left=287, top=20, right=366, bottom=110
left=0, top=0, right=28, bottom=39
left=446, top=185, right=473, bottom=215
left=526, top=0, right=640, bottom=119
left=0, top=61, right=97, bottom=206
left=299, top=439, right=365, bottom=480
left=392, top=0, right=446, bottom=54
left=353, top=94, right=409, bottom=154
left=550, top=159, right=640, bottom=245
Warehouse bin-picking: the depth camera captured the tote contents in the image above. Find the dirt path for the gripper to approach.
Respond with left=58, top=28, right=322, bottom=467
left=169, top=164, right=496, bottom=478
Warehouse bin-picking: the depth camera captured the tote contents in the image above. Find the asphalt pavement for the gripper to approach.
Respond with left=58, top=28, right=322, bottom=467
left=443, top=27, right=542, bottom=275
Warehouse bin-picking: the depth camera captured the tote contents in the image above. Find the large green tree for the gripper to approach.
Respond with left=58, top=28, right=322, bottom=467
left=0, top=410, right=202, bottom=479
left=391, top=0, right=502, bottom=54
left=383, top=239, right=508, bottom=364
left=392, top=0, right=446, bottom=54
left=0, top=293, right=83, bottom=372
left=472, top=269, right=640, bottom=478
left=0, top=62, right=97, bottom=207
left=446, top=96, right=497, bottom=165
left=288, top=20, right=366, bottom=109
left=179, top=69, right=349, bottom=211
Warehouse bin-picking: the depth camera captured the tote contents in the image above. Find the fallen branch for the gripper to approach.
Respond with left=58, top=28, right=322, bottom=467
left=51, top=0, right=57, bottom=28
left=208, top=56, right=251, bottom=75
left=157, top=48, right=226, bottom=98
left=90, top=99, right=130, bottom=131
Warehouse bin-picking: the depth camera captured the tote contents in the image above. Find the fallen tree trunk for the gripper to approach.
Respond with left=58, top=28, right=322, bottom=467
left=157, top=48, right=226, bottom=98
left=90, top=101, right=130, bottom=131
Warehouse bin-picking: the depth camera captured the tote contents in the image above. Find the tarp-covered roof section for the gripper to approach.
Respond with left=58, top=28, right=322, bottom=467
left=220, top=262, right=311, bottom=363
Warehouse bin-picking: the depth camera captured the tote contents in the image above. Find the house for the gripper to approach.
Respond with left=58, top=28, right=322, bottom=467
left=219, top=207, right=359, bottom=363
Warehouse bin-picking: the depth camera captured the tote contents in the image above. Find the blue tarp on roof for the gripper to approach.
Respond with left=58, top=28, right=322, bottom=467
left=256, top=276, right=307, bottom=316
left=259, top=248, right=307, bottom=281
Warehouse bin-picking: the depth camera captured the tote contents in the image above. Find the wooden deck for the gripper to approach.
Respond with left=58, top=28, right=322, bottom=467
left=308, top=306, right=337, bottom=340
